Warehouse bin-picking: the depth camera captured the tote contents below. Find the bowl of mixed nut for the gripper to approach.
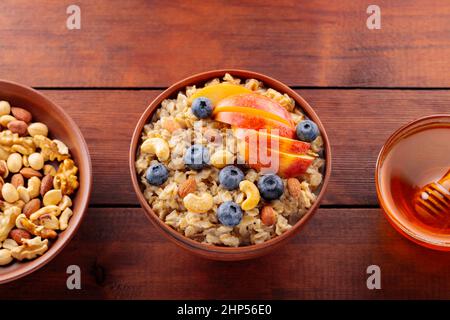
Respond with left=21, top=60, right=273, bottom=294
left=130, top=70, right=331, bottom=260
left=0, top=80, right=91, bottom=283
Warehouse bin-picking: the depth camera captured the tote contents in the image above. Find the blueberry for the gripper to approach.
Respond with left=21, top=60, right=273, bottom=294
left=145, top=162, right=169, bottom=186
left=184, top=144, right=210, bottom=170
left=219, top=165, right=244, bottom=190
left=191, top=97, right=213, bottom=119
left=296, top=120, right=319, bottom=142
left=257, top=174, right=284, bottom=200
left=217, top=201, right=243, bottom=227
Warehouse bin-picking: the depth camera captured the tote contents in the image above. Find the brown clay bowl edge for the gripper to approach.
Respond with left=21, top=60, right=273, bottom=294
left=0, top=79, right=92, bottom=283
left=129, top=69, right=332, bottom=261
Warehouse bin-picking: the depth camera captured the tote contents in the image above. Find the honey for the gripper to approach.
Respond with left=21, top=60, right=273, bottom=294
left=377, top=117, right=450, bottom=247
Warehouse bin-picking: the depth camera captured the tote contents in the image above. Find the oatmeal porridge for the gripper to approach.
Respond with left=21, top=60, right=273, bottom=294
left=135, top=74, right=325, bottom=247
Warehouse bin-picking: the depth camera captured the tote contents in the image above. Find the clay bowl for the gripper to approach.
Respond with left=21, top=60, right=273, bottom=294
left=129, top=69, right=331, bottom=261
left=0, top=80, right=92, bottom=283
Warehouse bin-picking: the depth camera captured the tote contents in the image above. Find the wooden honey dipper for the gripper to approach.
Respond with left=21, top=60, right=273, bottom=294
left=414, top=169, right=450, bottom=222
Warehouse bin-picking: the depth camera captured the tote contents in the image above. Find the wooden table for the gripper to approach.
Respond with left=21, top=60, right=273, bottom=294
left=1, top=0, right=450, bottom=299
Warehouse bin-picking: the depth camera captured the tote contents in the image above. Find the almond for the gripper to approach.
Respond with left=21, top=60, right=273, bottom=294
left=178, top=177, right=197, bottom=198
left=11, top=107, right=32, bottom=123
left=11, top=173, right=24, bottom=188
left=23, top=198, right=41, bottom=218
left=20, top=167, right=42, bottom=178
left=261, top=205, right=277, bottom=226
left=40, top=174, right=53, bottom=196
left=287, top=178, right=302, bottom=198
left=9, top=229, right=31, bottom=245
left=7, top=120, right=28, bottom=136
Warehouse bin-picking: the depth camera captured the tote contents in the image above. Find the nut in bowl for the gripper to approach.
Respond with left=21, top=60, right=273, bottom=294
left=130, top=70, right=331, bottom=260
left=0, top=80, right=91, bottom=283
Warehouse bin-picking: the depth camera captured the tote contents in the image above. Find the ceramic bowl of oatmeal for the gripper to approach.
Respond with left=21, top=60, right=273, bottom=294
left=130, top=70, right=331, bottom=260
left=0, top=80, right=91, bottom=283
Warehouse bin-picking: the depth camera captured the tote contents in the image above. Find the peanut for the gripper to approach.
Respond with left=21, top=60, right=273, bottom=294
left=2, top=183, right=19, bottom=203
left=239, top=180, right=261, bottom=211
left=0, top=101, right=11, bottom=116
left=7, top=153, right=22, bottom=173
left=210, top=149, right=234, bottom=169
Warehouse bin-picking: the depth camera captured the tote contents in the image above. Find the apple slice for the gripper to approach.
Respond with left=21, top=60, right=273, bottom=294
left=214, top=111, right=296, bottom=138
left=237, top=140, right=315, bottom=178
left=217, top=93, right=293, bottom=125
left=213, top=106, right=292, bottom=127
left=234, top=128, right=310, bottom=155
left=189, top=83, right=252, bottom=106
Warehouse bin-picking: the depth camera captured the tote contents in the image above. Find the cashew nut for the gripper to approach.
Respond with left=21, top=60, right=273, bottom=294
left=2, top=238, right=18, bottom=251
left=29, top=205, right=61, bottom=221
left=11, top=236, right=49, bottom=261
left=2, top=183, right=19, bottom=203
left=210, top=149, right=235, bottom=169
left=38, top=214, right=59, bottom=230
left=59, top=208, right=73, bottom=231
left=0, top=207, right=20, bottom=242
left=0, top=248, right=12, bottom=265
left=183, top=192, right=214, bottom=213
left=140, top=137, right=170, bottom=161
left=43, top=189, right=62, bottom=206
left=27, top=176, right=41, bottom=199
left=17, top=186, right=30, bottom=203
left=239, top=180, right=261, bottom=211
left=58, top=195, right=72, bottom=211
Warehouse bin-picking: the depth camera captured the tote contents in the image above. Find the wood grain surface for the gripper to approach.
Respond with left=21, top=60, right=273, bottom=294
left=2, top=207, right=450, bottom=300
left=1, top=0, right=450, bottom=87
left=1, top=0, right=450, bottom=300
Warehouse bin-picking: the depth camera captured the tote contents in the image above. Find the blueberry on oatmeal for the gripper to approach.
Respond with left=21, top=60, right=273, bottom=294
left=146, top=163, right=169, bottom=186
left=217, top=201, right=243, bottom=227
left=184, top=144, right=210, bottom=170
left=257, top=174, right=284, bottom=200
left=296, top=119, right=319, bottom=142
left=191, top=97, right=213, bottom=119
left=219, top=165, right=244, bottom=190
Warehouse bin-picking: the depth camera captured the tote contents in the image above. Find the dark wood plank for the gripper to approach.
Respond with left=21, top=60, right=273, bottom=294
left=41, top=89, right=450, bottom=206
left=1, top=0, right=450, bottom=87
left=1, top=207, right=449, bottom=299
